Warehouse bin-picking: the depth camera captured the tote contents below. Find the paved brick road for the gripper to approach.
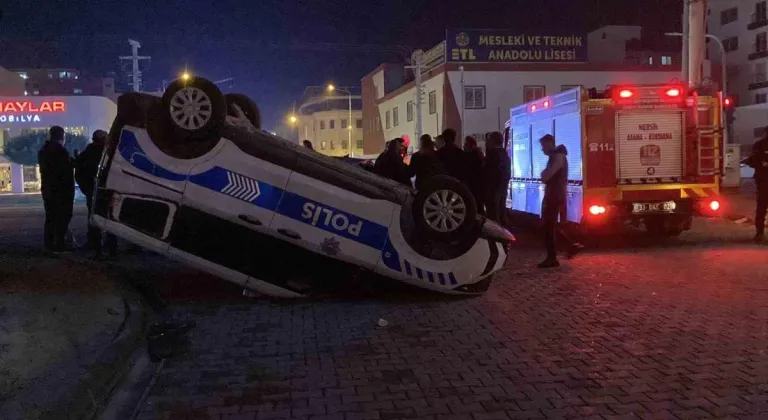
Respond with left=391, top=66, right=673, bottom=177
left=127, top=219, right=768, bottom=420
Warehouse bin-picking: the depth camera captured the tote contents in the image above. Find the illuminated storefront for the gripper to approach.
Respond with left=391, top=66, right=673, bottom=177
left=0, top=96, right=116, bottom=193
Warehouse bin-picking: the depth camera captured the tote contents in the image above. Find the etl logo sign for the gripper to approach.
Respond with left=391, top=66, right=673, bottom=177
left=0, top=100, right=67, bottom=123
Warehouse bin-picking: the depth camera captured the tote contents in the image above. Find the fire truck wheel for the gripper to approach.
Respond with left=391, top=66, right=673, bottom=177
left=162, top=77, right=226, bottom=142
left=225, top=93, right=261, bottom=129
left=413, top=175, right=478, bottom=241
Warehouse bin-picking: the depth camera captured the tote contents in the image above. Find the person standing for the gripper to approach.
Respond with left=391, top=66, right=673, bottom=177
left=374, top=138, right=412, bottom=187
left=75, top=130, right=117, bottom=257
left=408, top=134, right=444, bottom=190
left=302, top=140, right=314, bottom=150
left=537, top=134, right=581, bottom=268
left=483, top=131, right=511, bottom=226
left=463, top=136, right=486, bottom=214
left=746, top=126, right=768, bottom=243
left=436, top=129, right=468, bottom=185
left=38, top=126, right=74, bottom=253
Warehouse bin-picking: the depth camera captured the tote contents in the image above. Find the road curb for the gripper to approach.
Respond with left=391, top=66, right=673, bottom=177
left=52, top=284, right=148, bottom=420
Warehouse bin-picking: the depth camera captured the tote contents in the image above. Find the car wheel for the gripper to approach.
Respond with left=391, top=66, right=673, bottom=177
left=412, top=175, right=478, bottom=241
left=225, top=93, right=261, bottom=129
left=162, top=77, right=226, bottom=141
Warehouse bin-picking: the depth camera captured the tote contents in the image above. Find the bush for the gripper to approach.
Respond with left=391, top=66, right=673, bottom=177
left=3, top=132, right=89, bottom=166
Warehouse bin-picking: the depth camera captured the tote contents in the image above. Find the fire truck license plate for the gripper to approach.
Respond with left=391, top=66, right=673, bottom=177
left=632, top=201, right=675, bottom=214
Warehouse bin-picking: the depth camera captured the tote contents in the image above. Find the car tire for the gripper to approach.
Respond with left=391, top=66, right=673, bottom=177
left=161, top=77, right=226, bottom=141
left=225, top=93, right=261, bottom=129
left=412, top=175, right=478, bottom=241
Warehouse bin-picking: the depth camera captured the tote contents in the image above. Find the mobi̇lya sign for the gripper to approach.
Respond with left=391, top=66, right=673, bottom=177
left=447, top=29, right=587, bottom=63
left=0, top=100, right=67, bottom=123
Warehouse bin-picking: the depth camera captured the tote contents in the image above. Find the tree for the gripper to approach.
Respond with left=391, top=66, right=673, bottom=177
left=3, top=132, right=89, bottom=166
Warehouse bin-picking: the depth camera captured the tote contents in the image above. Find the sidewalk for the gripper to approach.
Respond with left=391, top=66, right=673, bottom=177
left=721, top=178, right=758, bottom=223
left=0, top=211, right=147, bottom=420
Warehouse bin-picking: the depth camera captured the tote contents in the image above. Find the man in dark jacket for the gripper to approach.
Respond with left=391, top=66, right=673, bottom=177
left=746, top=127, right=768, bottom=243
left=436, top=128, right=468, bottom=184
left=484, top=131, right=511, bottom=226
left=374, top=138, right=412, bottom=187
left=408, top=134, right=444, bottom=190
left=464, top=136, right=485, bottom=214
left=38, top=126, right=74, bottom=253
left=538, top=134, right=581, bottom=268
left=75, top=130, right=116, bottom=256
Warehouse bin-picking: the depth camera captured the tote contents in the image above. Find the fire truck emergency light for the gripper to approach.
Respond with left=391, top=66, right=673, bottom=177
left=589, top=205, right=606, bottom=215
left=618, top=89, right=634, bottom=98
left=724, top=97, right=732, bottom=107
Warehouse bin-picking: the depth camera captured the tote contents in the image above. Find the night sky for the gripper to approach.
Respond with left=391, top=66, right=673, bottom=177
left=0, top=0, right=681, bottom=129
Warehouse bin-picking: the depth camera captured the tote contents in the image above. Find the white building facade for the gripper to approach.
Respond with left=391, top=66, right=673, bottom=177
left=362, top=27, right=682, bottom=154
left=707, top=0, right=768, bottom=144
left=369, top=64, right=681, bottom=153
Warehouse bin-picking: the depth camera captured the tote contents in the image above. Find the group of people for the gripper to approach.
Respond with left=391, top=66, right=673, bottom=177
left=372, top=128, right=512, bottom=227
left=38, top=125, right=115, bottom=257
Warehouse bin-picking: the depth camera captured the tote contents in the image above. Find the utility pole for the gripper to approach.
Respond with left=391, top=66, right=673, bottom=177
left=405, top=50, right=424, bottom=146
left=119, top=39, right=151, bottom=92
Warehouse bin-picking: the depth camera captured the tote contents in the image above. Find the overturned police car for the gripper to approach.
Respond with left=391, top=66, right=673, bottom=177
left=91, top=77, right=513, bottom=298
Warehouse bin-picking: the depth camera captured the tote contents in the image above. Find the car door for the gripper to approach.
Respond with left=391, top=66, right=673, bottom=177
left=168, top=132, right=296, bottom=284
left=270, top=153, right=397, bottom=270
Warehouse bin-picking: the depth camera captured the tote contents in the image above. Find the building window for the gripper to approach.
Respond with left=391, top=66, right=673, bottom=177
left=376, top=117, right=381, bottom=131
left=356, top=139, right=363, bottom=149
left=17, top=72, right=27, bottom=80
left=523, top=85, right=546, bottom=102
left=407, top=101, right=414, bottom=122
left=428, top=91, right=437, bottom=114
left=561, top=84, right=581, bottom=92
left=661, top=56, right=673, bottom=65
left=330, top=141, right=335, bottom=150
left=385, top=110, right=391, bottom=129
left=393, top=107, right=399, bottom=127
left=724, top=36, right=739, bottom=52
left=648, top=57, right=654, bottom=65
left=356, top=119, right=363, bottom=129
left=320, top=120, right=326, bottom=130
left=756, top=32, right=767, bottom=52
left=721, top=7, right=738, bottom=25
left=341, top=140, right=348, bottom=149
left=321, top=141, right=327, bottom=150
left=329, top=120, right=335, bottom=129
left=73, top=88, right=83, bottom=94
left=758, top=2, right=768, bottom=21
left=341, top=119, right=348, bottom=129
left=464, top=86, right=486, bottom=109
left=756, top=93, right=768, bottom=104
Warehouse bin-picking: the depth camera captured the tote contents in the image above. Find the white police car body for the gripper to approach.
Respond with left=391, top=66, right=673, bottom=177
left=91, top=78, right=513, bottom=298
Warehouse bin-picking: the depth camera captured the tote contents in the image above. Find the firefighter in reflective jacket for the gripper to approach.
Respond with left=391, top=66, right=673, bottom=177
left=746, top=127, right=768, bottom=243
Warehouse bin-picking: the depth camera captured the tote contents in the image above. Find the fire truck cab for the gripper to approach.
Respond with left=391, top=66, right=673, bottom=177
left=508, top=84, right=723, bottom=236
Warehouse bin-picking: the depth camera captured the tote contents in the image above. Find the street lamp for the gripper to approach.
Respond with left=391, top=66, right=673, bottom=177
left=666, top=32, right=729, bottom=144
left=162, top=70, right=193, bottom=91
left=327, top=84, right=353, bottom=156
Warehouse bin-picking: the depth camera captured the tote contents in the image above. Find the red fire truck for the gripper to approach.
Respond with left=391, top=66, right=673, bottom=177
left=507, top=84, right=723, bottom=236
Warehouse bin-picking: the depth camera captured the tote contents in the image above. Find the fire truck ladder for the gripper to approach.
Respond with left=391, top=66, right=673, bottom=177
left=696, top=125, right=720, bottom=176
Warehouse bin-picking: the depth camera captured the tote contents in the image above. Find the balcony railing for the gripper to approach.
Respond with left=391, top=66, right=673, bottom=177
left=749, top=42, right=768, bottom=60
left=749, top=12, right=768, bottom=30
left=748, top=72, right=768, bottom=90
